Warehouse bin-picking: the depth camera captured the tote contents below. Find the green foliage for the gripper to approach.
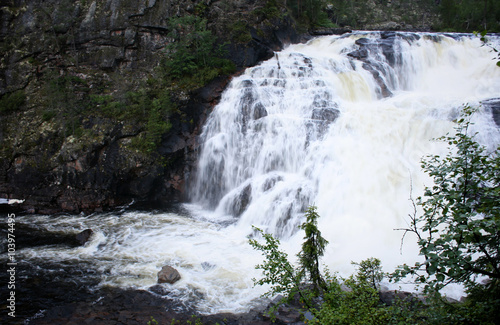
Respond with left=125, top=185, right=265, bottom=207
left=42, top=110, right=57, bottom=121
left=169, top=315, right=204, bottom=325
left=390, top=105, right=500, bottom=325
left=194, top=1, right=209, bottom=16
left=327, top=0, right=357, bottom=28
left=287, top=0, right=329, bottom=28
left=0, top=90, right=26, bottom=114
left=251, top=198, right=500, bottom=324
left=41, top=72, right=88, bottom=137
left=438, top=0, right=500, bottom=32
left=352, top=257, right=384, bottom=290
left=46, top=74, right=86, bottom=110
left=89, top=85, right=175, bottom=153
left=249, top=226, right=304, bottom=318
left=141, top=106, right=172, bottom=153
left=315, top=268, right=389, bottom=324
left=253, top=0, right=283, bottom=20
left=90, top=94, right=123, bottom=118
left=424, top=105, right=499, bottom=306
left=394, top=106, right=500, bottom=292
left=255, top=0, right=334, bottom=28
left=37, top=67, right=174, bottom=152
left=249, top=206, right=332, bottom=317
left=250, top=209, right=389, bottom=322
left=162, top=15, right=235, bottom=89
left=297, top=206, right=328, bottom=295
left=476, top=31, right=500, bottom=67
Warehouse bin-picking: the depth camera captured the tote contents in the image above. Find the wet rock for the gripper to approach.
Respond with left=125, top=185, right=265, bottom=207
left=262, top=174, right=284, bottom=192
left=75, top=229, right=93, bottom=246
left=309, top=107, right=340, bottom=140
left=28, top=288, right=197, bottom=325
left=482, top=98, right=500, bottom=128
left=310, top=27, right=352, bottom=36
left=263, top=304, right=304, bottom=324
left=379, top=290, right=414, bottom=306
left=149, top=284, right=170, bottom=296
left=201, top=262, right=216, bottom=271
left=228, top=183, right=252, bottom=217
left=11, top=224, right=91, bottom=250
left=361, top=62, right=393, bottom=98
left=158, top=266, right=181, bottom=284
left=241, top=80, right=255, bottom=88
left=347, top=35, right=397, bottom=99
left=28, top=287, right=273, bottom=325
left=347, top=48, right=369, bottom=60
left=253, top=102, right=268, bottom=120
left=311, top=108, right=340, bottom=123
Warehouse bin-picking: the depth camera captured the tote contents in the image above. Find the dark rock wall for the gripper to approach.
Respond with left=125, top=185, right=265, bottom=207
left=0, top=0, right=306, bottom=213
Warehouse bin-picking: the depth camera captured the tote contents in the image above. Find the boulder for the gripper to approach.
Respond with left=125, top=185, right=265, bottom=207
left=228, top=183, right=252, bottom=217
left=75, top=229, right=93, bottom=246
left=379, top=290, right=413, bottom=306
left=157, top=266, right=181, bottom=284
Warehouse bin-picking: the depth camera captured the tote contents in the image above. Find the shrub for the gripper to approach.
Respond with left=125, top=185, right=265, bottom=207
left=393, top=106, right=500, bottom=293
left=316, top=268, right=389, bottom=325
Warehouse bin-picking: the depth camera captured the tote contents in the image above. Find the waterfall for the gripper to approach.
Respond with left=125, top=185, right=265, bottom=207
left=190, top=31, right=500, bottom=279
left=7, top=32, right=500, bottom=318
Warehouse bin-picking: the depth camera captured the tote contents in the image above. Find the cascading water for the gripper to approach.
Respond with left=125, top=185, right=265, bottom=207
left=189, top=31, right=500, bottom=294
left=3, top=32, right=500, bottom=318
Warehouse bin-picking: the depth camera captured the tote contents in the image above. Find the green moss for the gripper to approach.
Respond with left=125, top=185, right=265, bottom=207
left=0, top=90, right=26, bottom=114
left=229, top=21, right=253, bottom=43
left=90, top=94, right=124, bottom=118
left=162, top=15, right=236, bottom=90
left=42, top=110, right=57, bottom=121
left=88, top=85, right=177, bottom=154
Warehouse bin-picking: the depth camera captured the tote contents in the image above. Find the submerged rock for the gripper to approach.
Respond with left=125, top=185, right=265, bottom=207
left=75, top=229, right=93, bottom=246
left=158, top=266, right=181, bottom=284
left=311, top=107, right=340, bottom=123
left=228, top=183, right=252, bottom=217
left=482, top=98, right=500, bottom=128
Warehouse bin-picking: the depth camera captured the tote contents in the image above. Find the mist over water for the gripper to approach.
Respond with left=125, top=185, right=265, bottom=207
left=4, top=32, right=500, bottom=315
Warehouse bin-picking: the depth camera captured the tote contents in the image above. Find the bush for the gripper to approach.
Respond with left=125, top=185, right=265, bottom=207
left=316, top=268, right=389, bottom=325
left=393, top=106, right=500, bottom=293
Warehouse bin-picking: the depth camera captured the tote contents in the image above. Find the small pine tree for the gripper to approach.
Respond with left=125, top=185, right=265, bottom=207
left=297, top=206, right=329, bottom=295
left=249, top=206, right=329, bottom=318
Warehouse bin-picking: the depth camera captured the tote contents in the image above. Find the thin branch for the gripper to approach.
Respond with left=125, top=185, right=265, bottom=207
left=395, top=172, right=422, bottom=254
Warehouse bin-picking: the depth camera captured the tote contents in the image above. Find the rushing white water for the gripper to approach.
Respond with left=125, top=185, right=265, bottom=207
left=6, top=32, right=500, bottom=314
left=190, top=32, right=500, bottom=300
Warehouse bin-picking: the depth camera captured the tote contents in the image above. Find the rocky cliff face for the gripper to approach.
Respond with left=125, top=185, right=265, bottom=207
left=0, top=0, right=440, bottom=214
left=0, top=0, right=309, bottom=213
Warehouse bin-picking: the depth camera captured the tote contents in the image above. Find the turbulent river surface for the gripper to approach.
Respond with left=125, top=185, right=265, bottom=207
left=2, top=31, right=500, bottom=321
